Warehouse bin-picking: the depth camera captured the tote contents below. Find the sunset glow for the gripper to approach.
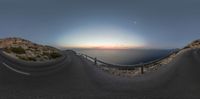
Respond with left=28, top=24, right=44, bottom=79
left=57, top=26, right=146, bottom=49
left=61, top=43, right=144, bottom=49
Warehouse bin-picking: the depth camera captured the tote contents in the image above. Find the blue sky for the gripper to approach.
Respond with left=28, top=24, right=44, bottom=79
left=0, top=0, right=200, bottom=49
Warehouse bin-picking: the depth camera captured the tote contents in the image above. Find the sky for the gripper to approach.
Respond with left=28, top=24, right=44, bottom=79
left=0, top=0, right=200, bottom=49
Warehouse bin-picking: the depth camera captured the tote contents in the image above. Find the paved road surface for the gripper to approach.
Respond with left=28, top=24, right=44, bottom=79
left=0, top=49, right=199, bottom=99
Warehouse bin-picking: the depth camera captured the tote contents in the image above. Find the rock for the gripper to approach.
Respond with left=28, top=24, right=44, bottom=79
left=0, top=37, right=62, bottom=61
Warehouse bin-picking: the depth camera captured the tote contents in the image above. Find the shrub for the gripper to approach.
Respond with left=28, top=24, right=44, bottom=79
left=17, top=56, right=36, bottom=61
left=17, top=56, right=28, bottom=61
left=10, top=47, right=25, bottom=54
left=4, top=48, right=11, bottom=53
left=50, top=52, right=62, bottom=59
left=27, top=57, right=36, bottom=61
left=43, top=52, right=50, bottom=56
left=43, top=51, right=62, bottom=59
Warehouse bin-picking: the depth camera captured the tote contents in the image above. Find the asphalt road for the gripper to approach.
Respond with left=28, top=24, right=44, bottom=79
left=0, top=49, right=199, bottom=99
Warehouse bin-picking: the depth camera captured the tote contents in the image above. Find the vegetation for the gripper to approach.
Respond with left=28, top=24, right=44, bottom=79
left=17, top=55, right=28, bottom=61
left=50, top=52, right=62, bottom=59
left=1, top=37, right=62, bottom=61
left=43, top=52, right=62, bottom=59
left=17, top=55, right=37, bottom=61
left=4, top=48, right=11, bottom=53
left=10, top=46, right=25, bottom=54
left=27, top=57, right=37, bottom=61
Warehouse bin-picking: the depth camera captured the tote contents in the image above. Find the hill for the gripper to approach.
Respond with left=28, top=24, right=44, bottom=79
left=0, top=37, right=62, bottom=61
left=184, top=39, right=200, bottom=49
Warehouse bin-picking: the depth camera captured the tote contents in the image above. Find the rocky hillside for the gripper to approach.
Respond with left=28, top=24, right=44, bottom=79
left=0, top=37, right=62, bottom=61
left=184, top=39, right=200, bottom=49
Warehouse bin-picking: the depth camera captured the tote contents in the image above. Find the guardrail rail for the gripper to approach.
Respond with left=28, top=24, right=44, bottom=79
left=77, top=49, right=180, bottom=74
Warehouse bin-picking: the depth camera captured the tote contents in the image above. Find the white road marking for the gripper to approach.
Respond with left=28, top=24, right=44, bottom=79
left=2, top=62, right=30, bottom=75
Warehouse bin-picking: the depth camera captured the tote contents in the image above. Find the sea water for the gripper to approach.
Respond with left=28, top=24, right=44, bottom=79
left=74, top=49, right=173, bottom=65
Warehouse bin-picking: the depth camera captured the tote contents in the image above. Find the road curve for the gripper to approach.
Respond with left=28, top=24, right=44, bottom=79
left=0, top=50, right=70, bottom=76
left=0, top=49, right=199, bottom=98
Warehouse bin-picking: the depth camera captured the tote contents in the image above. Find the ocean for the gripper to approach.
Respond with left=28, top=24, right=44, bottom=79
left=74, top=49, right=173, bottom=65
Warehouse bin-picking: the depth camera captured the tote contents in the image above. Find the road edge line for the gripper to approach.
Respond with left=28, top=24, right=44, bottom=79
left=2, top=62, right=30, bottom=75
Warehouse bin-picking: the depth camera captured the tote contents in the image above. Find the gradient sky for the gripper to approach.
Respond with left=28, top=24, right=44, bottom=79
left=0, top=0, right=200, bottom=49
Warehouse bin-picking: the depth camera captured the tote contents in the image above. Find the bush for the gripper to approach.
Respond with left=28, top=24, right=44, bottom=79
left=27, top=57, right=36, bottom=61
left=4, top=48, right=11, bottom=53
left=17, top=56, right=28, bottom=61
left=43, top=52, right=62, bottom=59
left=10, top=47, right=25, bottom=54
left=43, top=52, right=50, bottom=56
left=50, top=52, right=62, bottom=59
left=17, top=56, right=36, bottom=61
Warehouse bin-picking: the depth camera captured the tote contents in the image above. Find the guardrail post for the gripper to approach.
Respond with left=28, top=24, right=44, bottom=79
left=141, top=65, right=144, bottom=74
left=94, top=57, right=97, bottom=65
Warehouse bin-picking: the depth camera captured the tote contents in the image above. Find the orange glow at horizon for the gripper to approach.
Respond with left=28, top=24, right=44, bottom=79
left=57, top=26, right=146, bottom=49
left=61, top=43, right=145, bottom=49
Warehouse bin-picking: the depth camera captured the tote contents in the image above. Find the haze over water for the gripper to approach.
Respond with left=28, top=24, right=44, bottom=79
left=75, top=49, right=173, bottom=65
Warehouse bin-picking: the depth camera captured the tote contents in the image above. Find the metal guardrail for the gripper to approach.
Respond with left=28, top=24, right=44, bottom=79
left=78, top=49, right=180, bottom=74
